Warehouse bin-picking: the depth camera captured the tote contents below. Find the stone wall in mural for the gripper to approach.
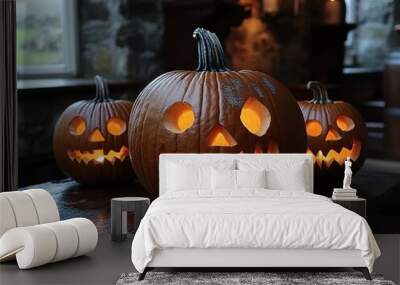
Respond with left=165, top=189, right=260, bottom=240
left=79, top=0, right=164, bottom=81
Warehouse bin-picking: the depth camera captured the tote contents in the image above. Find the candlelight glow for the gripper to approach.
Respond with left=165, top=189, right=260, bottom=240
left=306, top=120, right=323, bottom=137
left=69, top=117, right=86, bottom=135
left=88, top=129, right=105, bottom=142
left=163, top=102, right=195, bottom=134
left=67, top=146, right=129, bottom=165
left=325, top=128, right=342, bottom=141
left=240, top=96, right=271, bottom=137
left=207, top=124, right=237, bottom=147
left=307, top=140, right=361, bottom=168
left=107, top=118, right=127, bottom=136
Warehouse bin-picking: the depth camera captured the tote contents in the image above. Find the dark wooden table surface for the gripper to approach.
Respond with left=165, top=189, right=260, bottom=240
left=21, top=179, right=149, bottom=233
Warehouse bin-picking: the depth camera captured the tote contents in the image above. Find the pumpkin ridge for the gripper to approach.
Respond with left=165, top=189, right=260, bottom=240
left=129, top=80, right=160, bottom=186
left=199, top=72, right=209, bottom=152
left=141, top=72, right=193, bottom=191
left=106, top=102, right=118, bottom=149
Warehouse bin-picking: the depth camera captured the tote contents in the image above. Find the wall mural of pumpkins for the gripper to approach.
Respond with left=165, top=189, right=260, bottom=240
left=51, top=33, right=369, bottom=197
left=128, top=28, right=307, bottom=196
left=298, top=81, right=367, bottom=183
left=53, top=76, right=134, bottom=185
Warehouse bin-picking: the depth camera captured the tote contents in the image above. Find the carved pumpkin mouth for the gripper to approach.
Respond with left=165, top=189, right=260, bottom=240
left=239, top=140, right=280, bottom=153
left=67, top=146, right=129, bottom=165
left=307, top=139, right=361, bottom=168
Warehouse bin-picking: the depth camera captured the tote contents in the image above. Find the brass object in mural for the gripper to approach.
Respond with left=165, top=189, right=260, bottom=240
left=226, top=16, right=279, bottom=74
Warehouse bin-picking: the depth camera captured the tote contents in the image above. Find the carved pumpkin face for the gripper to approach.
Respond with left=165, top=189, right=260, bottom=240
left=53, top=76, right=133, bottom=185
left=128, top=28, right=307, bottom=196
left=298, top=81, right=367, bottom=181
left=160, top=95, right=282, bottom=154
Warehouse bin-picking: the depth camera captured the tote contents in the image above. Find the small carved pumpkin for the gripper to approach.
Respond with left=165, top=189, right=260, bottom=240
left=128, top=28, right=307, bottom=196
left=53, top=76, right=133, bottom=185
left=298, top=81, right=367, bottom=182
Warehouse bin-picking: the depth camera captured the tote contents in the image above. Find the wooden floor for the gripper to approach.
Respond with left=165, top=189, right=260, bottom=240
left=1, top=234, right=399, bottom=284
left=0, top=234, right=134, bottom=285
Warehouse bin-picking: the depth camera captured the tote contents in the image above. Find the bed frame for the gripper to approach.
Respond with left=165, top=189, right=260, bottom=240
left=139, top=154, right=371, bottom=280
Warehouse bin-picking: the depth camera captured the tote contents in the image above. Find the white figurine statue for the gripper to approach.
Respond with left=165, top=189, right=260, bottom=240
left=343, top=157, right=353, bottom=189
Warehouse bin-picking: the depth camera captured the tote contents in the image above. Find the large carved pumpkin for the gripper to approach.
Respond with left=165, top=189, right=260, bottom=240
left=53, top=76, right=133, bottom=185
left=128, top=28, right=307, bottom=196
left=298, top=81, right=367, bottom=183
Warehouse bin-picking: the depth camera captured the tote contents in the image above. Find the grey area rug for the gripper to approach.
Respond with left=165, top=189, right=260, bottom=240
left=116, top=272, right=396, bottom=285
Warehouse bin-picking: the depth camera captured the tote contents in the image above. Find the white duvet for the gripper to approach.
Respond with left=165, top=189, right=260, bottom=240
left=131, top=190, right=380, bottom=273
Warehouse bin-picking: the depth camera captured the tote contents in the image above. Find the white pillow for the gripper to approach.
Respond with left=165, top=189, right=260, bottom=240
left=211, top=168, right=236, bottom=190
left=211, top=169, right=267, bottom=190
left=265, top=163, right=307, bottom=191
left=167, top=163, right=211, bottom=191
left=167, top=160, right=236, bottom=191
left=236, top=169, right=267, bottom=188
left=238, top=159, right=309, bottom=192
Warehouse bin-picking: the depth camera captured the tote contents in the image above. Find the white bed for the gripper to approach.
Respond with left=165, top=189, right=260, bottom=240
left=131, top=154, right=380, bottom=280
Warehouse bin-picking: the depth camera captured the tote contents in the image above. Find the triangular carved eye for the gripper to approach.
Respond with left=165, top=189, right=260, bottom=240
left=240, top=97, right=271, bottom=136
left=207, top=124, right=237, bottom=147
left=325, top=128, right=342, bottom=141
left=89, top=128, right=105, bottom=142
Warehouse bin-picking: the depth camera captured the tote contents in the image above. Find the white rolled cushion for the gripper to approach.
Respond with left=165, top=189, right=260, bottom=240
left=0, top=218, right=98, bottom=269
left=236, top=169, right=267, bottom=188
left=0, top=192, right=39, bottom=227
left=0, top=196, right=17, bottom=237
left=42, top=221, right=79, bottom=262
left=23, top=189, right=60, bottom=223
left=0, top=226, right=57, bottom=269
left=64, top=218, right=98, bottom=257
left=0, top=189, right=59, bottom=239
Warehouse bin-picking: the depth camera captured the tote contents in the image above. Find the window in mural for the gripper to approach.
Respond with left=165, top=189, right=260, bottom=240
left=16, top=0, right=77, bottom=76
left=344, top=0, right=395, bottom=69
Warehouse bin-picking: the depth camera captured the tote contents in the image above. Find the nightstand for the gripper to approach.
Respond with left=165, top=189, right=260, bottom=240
left=331, top=197, right=366, bottom=219
left=111, top=197, right=150, bottom=242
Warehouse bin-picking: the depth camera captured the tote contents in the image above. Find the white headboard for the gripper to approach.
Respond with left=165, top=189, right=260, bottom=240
left=159, top=153, right=314, bottom=196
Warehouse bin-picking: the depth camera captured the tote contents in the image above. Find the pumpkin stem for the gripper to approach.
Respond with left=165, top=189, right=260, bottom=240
left=193, top=28, right=231, bottom=72
left=307, top=81, right=332, bottom=104
left=94, top=75, right=111, bottom=102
